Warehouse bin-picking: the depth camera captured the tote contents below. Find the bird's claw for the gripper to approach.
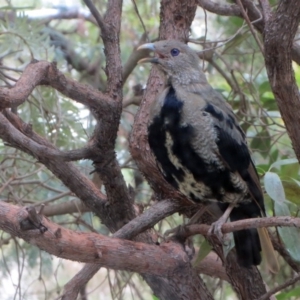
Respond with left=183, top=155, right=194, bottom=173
left=208, top=220, right=230, bottom=246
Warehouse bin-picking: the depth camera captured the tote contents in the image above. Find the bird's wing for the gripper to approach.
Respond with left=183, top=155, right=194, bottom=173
left=182, top=87, right=265, bottom=214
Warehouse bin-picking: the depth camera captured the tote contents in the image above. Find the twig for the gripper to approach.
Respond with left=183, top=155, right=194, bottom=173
left=258, top=273, right=300, bottom=300
left=185, top=216, right=300, bottom=237
left=236, top=0, right=264, bottom=54
left=131, top=0, right=148, bottom=41
left=83, top=0, right=106, bottom=32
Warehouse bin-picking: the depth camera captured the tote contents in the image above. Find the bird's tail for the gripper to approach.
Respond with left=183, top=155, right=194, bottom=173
left=257, top=227, right=279, bottom=273
left=230, top=209, right=262, bottom=268
left=230, top=209, right=279, bottom=272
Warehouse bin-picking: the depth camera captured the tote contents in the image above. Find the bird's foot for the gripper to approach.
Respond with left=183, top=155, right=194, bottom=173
left=208, top=203, right=234, bottom=244
left=208, top=219, right=227, bottom=244
left=208, top=215, right=232, bottom=247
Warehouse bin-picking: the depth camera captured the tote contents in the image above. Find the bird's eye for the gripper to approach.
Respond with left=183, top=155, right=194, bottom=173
left=170, top=48, right=180, bottom=56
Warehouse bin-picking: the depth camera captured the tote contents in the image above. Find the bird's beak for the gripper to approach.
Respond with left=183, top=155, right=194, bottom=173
left=137, top=43, right=159, bottom=64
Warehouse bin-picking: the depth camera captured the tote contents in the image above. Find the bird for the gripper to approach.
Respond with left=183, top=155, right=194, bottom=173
left=137, top=40, right=278, bottom=271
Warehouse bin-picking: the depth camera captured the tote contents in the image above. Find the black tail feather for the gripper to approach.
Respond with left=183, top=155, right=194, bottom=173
left=230, top=207, right=262, bottom=268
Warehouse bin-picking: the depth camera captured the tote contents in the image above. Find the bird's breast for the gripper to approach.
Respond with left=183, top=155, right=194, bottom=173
left=148, top=86, right=249, bottom=204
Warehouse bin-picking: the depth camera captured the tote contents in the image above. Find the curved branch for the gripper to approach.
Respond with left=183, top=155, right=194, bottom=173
left=197, top=0, right=241, bottom=16
left=0, top=60, right=49, bottom=109
left=0, top=201, right=187, bottom=276
left=0, top=60, right=113, bottom=112
left=83, top=0, right=106, bottom=31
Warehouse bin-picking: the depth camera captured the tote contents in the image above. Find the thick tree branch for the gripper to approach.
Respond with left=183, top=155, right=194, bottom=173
left=0, top=60, right=113, bottom=111
left=264, top=1, right=300, bottom=162
left=62, top=199, right=182, bottom=298
left=0, top=61, right=49, bottom=109
left=0, top=201, right=188, bottom=276
left=1, top=112, right=94, bottom=161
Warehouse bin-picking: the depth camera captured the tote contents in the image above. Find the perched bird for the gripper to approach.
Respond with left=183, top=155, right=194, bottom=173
left=138, top=40, right=278, bottom=271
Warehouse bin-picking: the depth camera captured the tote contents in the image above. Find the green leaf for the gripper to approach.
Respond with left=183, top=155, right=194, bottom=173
left=282, top=180, right=300, bottom=205
left=250, top=129, right=271, bottom=158
left=193, top=239, right=212, bottom=267
left=276, top=216, right=300, bottom=262
left=264, top=172, right=300, bottom=262
left=276, top=286, right=300, bottom=300
left=258, top=81, right=271, bottom=96
left=264, top=172, right=285, bottom=204
left=269, top=158, right=298, bottom=171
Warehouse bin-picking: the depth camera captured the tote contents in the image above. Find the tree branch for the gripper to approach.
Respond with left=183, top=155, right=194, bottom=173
left=264, top=1, right=300, bottom=162
left=197, top=0, right=241, bottom=16
left=258, top=273, right=300, bottom=300
left=113, top=199, right=182, bottom=239
left=61, top=199, right=182, bottom=298
left=0, top=60, right=113, bottom=111
left=197, top=0, right=300, bottom=65
left=83, top=0, right=106, bottom=31
left=184, top=216, right=300, bottom=237
left=0, top=201, right=187, bottom=276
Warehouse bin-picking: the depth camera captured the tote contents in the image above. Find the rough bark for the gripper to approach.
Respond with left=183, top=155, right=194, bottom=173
left=264, top=1, right=300, bottom=162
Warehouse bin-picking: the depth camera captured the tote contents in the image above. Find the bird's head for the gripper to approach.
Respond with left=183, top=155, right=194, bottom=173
left=138, top=40, right=207, bottom=85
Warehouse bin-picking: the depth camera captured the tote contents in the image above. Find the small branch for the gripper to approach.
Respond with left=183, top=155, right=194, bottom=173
left=0, top=113, right=95, bottom=162
left=236, top=0, right=264, bottom=54
left=61, top=264, right=101, bottom=300
left=45, top=27, right=100, bottom=76
left=83, top=0, right=106, bottom=32
left=0, top=112, right=109, bottom=223
left=131, top=0, right=148, bottom=39
left=185, top=216, right=300, bottom=237
left=270, top=233, right=300, bottom=273
left=258, top=273, right=300, bottom=300
left=42, top=200, right=90, bottom=217
left=114, top=199, right=182, bottom=239
left=193, top=252, right=229, bottom=282
left=197, top=0, right=241, bottom=16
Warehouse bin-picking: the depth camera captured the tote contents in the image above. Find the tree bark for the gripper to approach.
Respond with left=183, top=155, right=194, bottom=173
left=264, top=1, right=300, bottom=162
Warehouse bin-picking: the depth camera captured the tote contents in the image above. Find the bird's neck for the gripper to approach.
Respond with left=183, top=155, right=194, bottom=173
left=169, top=69, right=208, bottom=91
